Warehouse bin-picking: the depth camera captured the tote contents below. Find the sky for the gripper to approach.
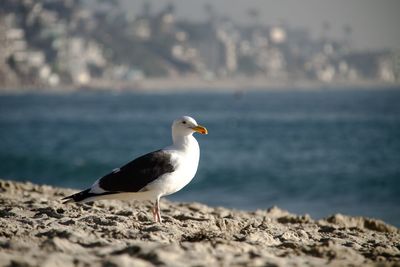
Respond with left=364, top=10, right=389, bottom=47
left=121, top=0, right=400, bottom=51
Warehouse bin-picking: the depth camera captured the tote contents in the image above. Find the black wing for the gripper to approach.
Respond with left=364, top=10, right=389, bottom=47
left=97, top=150, right=175, bottom=193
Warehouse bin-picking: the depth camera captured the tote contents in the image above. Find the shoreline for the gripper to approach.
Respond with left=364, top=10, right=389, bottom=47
left=0, top=77, right=399, bottom=94
left=0, top=179, right=399, bottom=267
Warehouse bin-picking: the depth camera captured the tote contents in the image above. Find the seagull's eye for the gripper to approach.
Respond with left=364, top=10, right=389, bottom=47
left=182, top=121, right=186, bottom=124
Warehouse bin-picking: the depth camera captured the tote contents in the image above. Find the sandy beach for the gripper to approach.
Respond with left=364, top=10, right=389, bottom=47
left=0, top=179, right=399, bottom=267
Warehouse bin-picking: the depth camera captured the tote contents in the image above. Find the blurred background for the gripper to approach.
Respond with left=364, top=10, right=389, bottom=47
left=0, top=0, right=399, bottom=226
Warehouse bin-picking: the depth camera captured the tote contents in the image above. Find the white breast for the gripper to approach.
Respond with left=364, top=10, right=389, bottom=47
left=146, top=136, right=200, bottom=197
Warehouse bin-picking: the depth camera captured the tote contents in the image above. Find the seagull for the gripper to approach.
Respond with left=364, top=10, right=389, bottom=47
left=62, top=116, right=208, bottom=223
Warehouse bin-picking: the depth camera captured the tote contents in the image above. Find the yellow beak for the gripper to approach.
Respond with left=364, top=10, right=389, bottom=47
left=191, top=125, right=208, bottom=135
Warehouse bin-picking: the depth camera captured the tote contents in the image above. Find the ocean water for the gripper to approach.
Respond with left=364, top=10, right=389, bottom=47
left=0, top=88, right=399, bottom=226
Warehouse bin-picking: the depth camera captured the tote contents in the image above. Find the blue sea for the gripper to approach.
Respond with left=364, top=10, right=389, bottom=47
left=0, top=88, right=399, bottom=226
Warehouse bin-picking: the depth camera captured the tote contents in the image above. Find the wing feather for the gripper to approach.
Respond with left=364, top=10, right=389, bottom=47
left=97, top=150, right=175, bottom=193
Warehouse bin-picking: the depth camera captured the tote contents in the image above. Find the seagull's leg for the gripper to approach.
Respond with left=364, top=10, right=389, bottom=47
left=152, top=203, right=157, bottom=222
left=156, top=197, right=162, bottom=223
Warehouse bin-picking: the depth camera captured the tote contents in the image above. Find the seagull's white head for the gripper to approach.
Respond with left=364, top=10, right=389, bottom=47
left=172, top=116, right=208, bottom=138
